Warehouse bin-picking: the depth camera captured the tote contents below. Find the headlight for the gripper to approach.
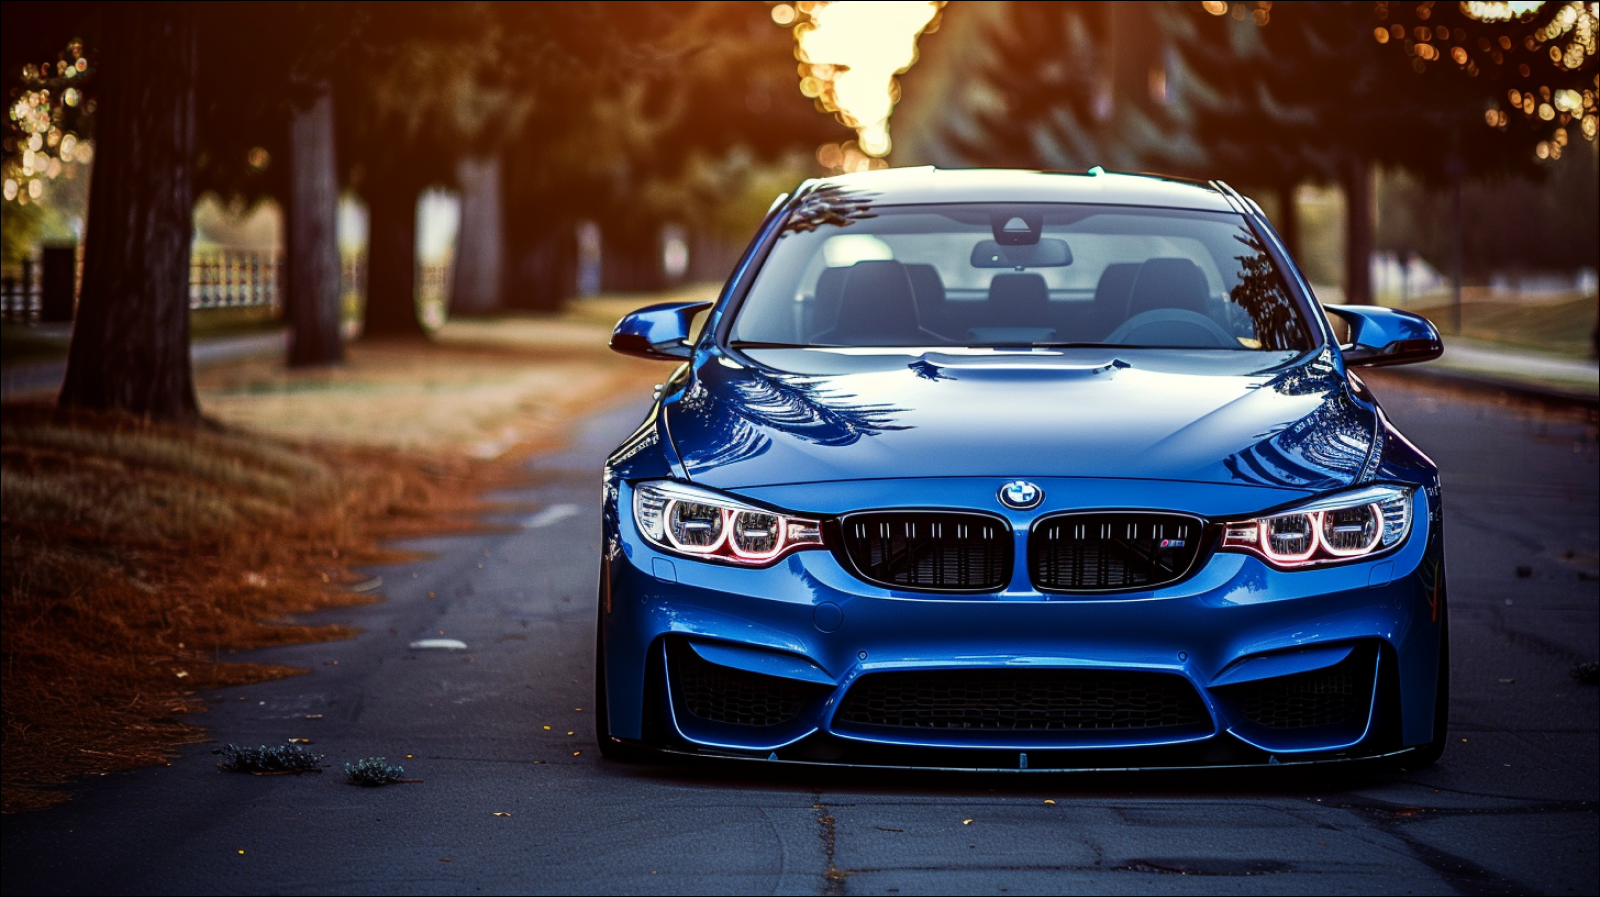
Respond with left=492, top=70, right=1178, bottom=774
left=632, top=480, right=824, bottom=566
left=1220, top=484, right=1413, bottom=568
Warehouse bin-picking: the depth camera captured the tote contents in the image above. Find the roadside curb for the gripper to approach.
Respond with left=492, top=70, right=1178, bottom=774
left=1386, top=365, right=1598, bottom=411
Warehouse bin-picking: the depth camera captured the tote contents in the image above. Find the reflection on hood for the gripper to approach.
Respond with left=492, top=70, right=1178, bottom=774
left=1220, top=351, right=1377, bottom=491
left=667, top=349, right=1375, bottom=493
left=675, top=366, right=909, bottom=470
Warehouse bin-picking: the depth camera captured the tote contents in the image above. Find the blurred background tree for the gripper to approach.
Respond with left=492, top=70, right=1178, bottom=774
left=906, top=0, right=1597, bottom=308
left=5, top=0, right=1596, bottom=423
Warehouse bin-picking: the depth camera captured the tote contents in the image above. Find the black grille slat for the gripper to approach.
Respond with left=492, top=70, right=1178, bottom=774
left=840, top=512, right=1011, bottom=591
left=1031, top=513, right=1203, bottom=592
left=838, top=669, right=1208, bottom=731
left=669, top=642, right=812, bottom=727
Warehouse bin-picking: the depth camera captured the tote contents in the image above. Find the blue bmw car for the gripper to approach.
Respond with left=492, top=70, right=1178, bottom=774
left=597, top=168, right=1447, bottom=771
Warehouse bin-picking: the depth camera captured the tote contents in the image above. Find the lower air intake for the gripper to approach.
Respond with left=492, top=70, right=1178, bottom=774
left=1224, top=644, right=1375, bottom=729
left=668, top=641, right=812, bottom=727
left=837, top=668, right=1209, bottom=731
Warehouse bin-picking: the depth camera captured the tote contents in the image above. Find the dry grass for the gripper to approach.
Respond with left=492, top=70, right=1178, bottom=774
left=1, top=297, right=677, bottom=812
left=0, top=403, right=508, bottom=812
left=1409, top=290, right=1598, bottom=360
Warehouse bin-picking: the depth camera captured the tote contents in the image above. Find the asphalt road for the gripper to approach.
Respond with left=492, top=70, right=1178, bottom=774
left=3, top=376, right=1596, bottom=896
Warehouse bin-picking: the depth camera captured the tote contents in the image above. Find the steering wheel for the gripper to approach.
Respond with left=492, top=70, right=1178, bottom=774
left=1103, top=309, right=1239, bottom=348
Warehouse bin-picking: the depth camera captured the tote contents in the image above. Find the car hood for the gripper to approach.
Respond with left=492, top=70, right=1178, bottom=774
left=664, top=348, right=1374, bottom=493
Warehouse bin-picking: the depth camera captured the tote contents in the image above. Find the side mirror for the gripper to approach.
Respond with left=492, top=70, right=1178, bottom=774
left=609, top=301, right=712, bottom=360
left=1325, top=305, right=1443, bottom=368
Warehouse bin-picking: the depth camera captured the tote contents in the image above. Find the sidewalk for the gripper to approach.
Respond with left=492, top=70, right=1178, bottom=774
left=1, top=329, right=288, bottom=400
left=1390, top=335, right=1599, bottom=408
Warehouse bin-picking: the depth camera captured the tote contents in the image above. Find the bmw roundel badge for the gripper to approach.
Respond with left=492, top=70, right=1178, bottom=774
left=998, top=480, right=1043, bottom=510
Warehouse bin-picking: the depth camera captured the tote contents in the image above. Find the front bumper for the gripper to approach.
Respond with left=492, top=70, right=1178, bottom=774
left=600, top=479, right=1443, bottom=768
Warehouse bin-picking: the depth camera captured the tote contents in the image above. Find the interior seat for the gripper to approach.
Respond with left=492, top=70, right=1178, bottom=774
left=810, top=266, right=850, bottom=335
left=904, top=264, right=950, bottom=335
left=1088, top=263, right=1141, bottom=340
left=815, top=260, right=934, bottom=346
left=1125, top=257, right=1210, bottom=318
left=987, top=273, right=1049, bottom=326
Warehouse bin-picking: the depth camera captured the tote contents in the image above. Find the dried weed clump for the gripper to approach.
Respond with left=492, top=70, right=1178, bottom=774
left=1, top=402, right=503, bottom=812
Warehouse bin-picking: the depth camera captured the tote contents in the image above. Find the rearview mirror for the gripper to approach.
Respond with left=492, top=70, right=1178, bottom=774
left=970, top=238, right=1073, bottom=269
left=609, top=301, right=712, bottom=360
left=1325, top=305, right=1443, bottom=368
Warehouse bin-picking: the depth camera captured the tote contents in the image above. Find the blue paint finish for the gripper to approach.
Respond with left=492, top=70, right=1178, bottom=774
left=598, top=169, right=1448, bottom=766
left=1368, top=562, right=1394, bottom=588
left=1327, top=305, right=1445, bottom=368
left=1210, top=643, right=1356, bottom=687
left=610, top=302, right=711, bottom=359
left=651, top=557, right=677, bottom=584
left=665, top=347, right=1378, bottom=491
left=813, top=602, right=843, bottom=632
left=686, top=639, right=837, bottom=685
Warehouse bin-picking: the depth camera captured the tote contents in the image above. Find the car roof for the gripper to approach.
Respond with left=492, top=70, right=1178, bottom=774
left=802, top=167, right=1238, bottom=213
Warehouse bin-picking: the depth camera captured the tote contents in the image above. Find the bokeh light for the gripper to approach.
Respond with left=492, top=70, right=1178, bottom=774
left=1382, top=0, right=1599, bottom=160
left=785, top=0, right=944, bottom=158
left=4, top=39, right=91, bottom=206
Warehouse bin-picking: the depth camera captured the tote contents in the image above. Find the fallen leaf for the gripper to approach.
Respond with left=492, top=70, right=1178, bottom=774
left=493, top=812, right=512, bottom=817
left=304, top=714, right=323, bottom=719
left=573, top=751, right=582, bottom=756
left=543, top=725, right=551, bottom=731
left=175, top=671, right=189, bottom=679
left=962, top=819, right=973, bottom=825
left=288, top=738, right=313, bottom=744
left=238, top=850, right=246, bottom=856
left=1043, top=799, right=1056, bottom=805
left=439, top=858, right=451, bottom=863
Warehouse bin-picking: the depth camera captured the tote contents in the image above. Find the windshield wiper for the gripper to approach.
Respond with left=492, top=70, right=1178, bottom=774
left=727, top=340, right=827, bottom=349
left=963, top=342, right=1126, bottom=350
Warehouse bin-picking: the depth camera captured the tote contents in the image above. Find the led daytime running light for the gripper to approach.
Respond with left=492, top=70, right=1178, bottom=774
left=1222, top=485, right=1412, bottom=568
left=1252, top=506, right=1384, bottom=563
left=633, top=481, right=824, bottom=567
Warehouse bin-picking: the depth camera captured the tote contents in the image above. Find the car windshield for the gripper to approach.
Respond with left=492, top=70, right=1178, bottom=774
left=728, top=199, right=1314, bottom=352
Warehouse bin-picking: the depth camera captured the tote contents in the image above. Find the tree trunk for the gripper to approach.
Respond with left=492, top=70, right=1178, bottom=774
left=600, top=220, right=664, bottom=293
left=362, top=176, right=428, bottom=338
left=505, top=218, right=577, bottom=312
left=59, top=3, right=200, bottom=422
left=1275, top=181, right=1301, bottom=262
left=450, top=154, right=505, bottom=315
left=1341, top=156, right=1374, bottom=305
left=285, top=82, right=344, bottom=366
